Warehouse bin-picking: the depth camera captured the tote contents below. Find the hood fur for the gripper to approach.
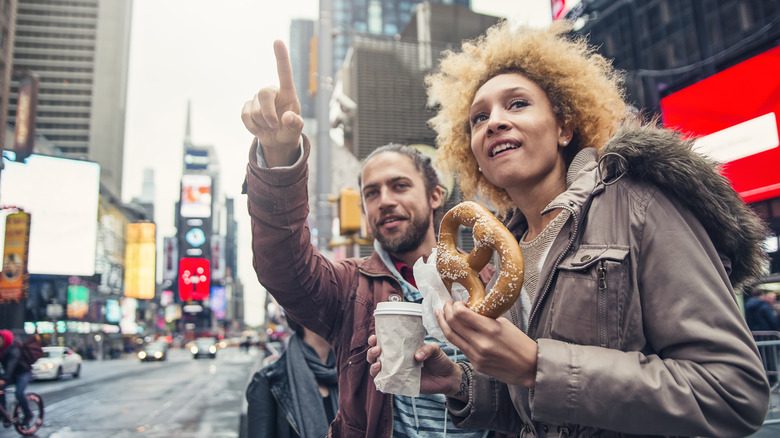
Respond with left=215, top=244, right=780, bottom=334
left=599, top=123, right=769, bottom=290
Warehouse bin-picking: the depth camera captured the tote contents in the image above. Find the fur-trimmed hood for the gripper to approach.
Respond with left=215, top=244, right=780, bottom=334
left=598, top=123, right=769, bottom=290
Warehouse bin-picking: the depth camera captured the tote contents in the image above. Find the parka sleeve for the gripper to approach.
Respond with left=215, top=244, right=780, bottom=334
left=531, top=190, right=770, bottom=436
left=446, top=362, right=529, bottom=434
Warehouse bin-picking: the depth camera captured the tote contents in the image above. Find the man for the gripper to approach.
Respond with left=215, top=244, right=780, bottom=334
left=0, top=330, right=33, bottom=427
left=241, top=40, right=494, bottom=437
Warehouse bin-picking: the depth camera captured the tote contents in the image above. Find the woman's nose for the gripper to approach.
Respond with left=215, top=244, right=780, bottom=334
left=487, top=114, right=510, bottom=134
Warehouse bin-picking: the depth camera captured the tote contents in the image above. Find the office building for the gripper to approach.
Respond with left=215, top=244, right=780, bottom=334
left=8, top=0, right=133, bottom=199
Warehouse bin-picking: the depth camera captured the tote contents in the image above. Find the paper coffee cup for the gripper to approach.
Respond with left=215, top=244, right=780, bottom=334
left=373, top=301, right=425, bottom=397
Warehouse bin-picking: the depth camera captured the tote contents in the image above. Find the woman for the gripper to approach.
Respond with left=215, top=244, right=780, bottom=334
left=369, top=21, right=770, bottom=436
left=246, top=317, right=338, bottom=438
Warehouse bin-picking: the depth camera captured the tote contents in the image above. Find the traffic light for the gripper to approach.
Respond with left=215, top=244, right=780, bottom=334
left=339, top=188, right=362, bottom=235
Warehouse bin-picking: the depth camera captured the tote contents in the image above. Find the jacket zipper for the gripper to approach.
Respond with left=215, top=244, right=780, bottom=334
left=527, top=203, right=579, bottom=334
left=598, top=261, right=607, bottom=347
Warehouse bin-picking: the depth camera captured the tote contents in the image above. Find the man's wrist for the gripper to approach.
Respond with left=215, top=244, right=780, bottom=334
left=450, top=361, right=472, bottom=403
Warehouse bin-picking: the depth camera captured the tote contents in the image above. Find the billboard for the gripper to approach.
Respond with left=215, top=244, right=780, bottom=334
left=162, top=237, right=178, bottom=281
left=210, top=235, right=225, bottom=281
left=661, top=46, right=780, bottom=203
left=210, top=286, right=226, bottom=320
left=180, top=217, right=211, bottom=258
left=66, top=284, right=89, bottom=320
left=178, top=257, right=210, bottom=301
left=180, top=174, right=212, bottom=218
left=1, top=212, right=31, bottom=302
left=0, top=154, right=100, bottom=276
left=184, top=148, right=209, bottom=171
left=124, top=223, right=156, bottom=299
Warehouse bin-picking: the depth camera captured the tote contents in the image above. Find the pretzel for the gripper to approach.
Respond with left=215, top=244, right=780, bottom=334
left=436, top=201, right=524, bottom=319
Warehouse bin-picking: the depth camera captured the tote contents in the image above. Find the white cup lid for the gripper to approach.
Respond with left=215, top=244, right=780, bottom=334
left=374, top=301, right=423, bottom=316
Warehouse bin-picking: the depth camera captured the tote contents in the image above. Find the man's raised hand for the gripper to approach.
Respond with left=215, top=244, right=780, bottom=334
left=241, top=40, right=304, bottom=167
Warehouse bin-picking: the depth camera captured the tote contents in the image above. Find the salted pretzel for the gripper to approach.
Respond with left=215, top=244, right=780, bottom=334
left=436, top=201, right=524, bottom=319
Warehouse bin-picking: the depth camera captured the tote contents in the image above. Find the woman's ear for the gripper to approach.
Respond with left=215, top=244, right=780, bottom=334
left=558, top=125, right=574, bottom=147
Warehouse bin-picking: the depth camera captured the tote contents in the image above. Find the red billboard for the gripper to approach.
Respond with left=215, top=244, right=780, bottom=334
left=178, top=257, right=210, bottom=301
left=661, top=46, right=780, bottom=203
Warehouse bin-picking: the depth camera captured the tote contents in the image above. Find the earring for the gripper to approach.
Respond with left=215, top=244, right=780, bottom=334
left=561, top=140, right=568, bottom=146
left=478, top=167, right=482, bottom=172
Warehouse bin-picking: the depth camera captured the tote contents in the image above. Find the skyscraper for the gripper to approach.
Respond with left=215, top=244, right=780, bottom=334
left=8, top=0, right=133, bottom=200
left=331, top=0, right=470, bottom=78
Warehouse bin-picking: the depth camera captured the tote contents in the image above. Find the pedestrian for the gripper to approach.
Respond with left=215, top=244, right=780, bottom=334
left=246, top=316, right=338, bottom=438
left=0, top=330, right=34, bottom=427
left=746, top=288, right=780, bottom=331
left=241, top=41, right=495, bottom=437
left=367, top=21, right=770, bottom=436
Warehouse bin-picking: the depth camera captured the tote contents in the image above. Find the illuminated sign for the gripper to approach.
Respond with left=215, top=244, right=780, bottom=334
left=124, top=223, right=156, bottom=299
left=178, top=258, right=210, bottom=301
left=184, top=148, right=209, bottom=171
left=180, top=174, right=212, bottom=218
left=1, top=212, right=31, bottom=302
left=661, top=46, right=780, bottom=203
left=162, top=237, right=178, bottom=281
left=67, top=285, right=89, bottom=320
left=0, top=154, right=100, bottom=276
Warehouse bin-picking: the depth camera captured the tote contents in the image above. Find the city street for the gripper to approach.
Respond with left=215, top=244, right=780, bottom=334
left=1, top=346, right=258, bottom=438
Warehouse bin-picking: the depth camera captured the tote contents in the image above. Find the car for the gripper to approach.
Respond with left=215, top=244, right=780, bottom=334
left=138, top=342, right=168, bottom=362
left=32, top=346, right=82, bottom=380
left=191, top=337, right=218, bottom=359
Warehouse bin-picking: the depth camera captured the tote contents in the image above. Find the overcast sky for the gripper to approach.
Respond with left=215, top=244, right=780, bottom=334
left=121, top=0, right=552, bottom=327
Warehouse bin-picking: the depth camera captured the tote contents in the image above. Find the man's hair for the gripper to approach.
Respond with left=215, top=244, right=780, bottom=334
left=426, top=20, right=626, bottom=217
left=358, top=144, right=443, bottom=198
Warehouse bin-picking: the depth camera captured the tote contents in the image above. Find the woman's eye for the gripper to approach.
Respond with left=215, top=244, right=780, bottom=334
left=470, top=113, right=487, bottom=126
left=509, top=99, right=529, bottom=109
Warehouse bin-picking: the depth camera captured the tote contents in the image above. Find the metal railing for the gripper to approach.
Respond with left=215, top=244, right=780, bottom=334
left=752, top=331, right=780, bottom=425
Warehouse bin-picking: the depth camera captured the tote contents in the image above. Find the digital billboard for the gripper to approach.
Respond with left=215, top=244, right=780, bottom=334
left=67, top=284, right=89, bottom=320
left=0, top=154, right=100, bottom=276
left=162, top=237, right=178, bottom=281
left=661, top=46, right=780, bottom=203
left=178, top=257, right=210, bottom=301
left=180, top=174, right=212, bottom=218
left=124, top=223, right=156, bottom=299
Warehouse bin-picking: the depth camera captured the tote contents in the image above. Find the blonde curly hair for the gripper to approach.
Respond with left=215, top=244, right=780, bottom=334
left=426, top=21, right=627, bottom=216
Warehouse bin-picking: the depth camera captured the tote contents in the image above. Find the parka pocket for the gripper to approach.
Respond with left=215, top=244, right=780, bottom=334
left=549, top=245, right=629, bottom=348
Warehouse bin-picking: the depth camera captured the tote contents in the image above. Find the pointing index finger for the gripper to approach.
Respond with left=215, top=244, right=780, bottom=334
left=273, top=40, right=296, bottom=94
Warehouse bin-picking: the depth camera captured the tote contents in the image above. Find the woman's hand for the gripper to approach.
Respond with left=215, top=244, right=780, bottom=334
left=367, top=334, right=468, bottom=401
left=437, top=299, right=538, bottom=387
left=240, top=40, right=304, bottom=167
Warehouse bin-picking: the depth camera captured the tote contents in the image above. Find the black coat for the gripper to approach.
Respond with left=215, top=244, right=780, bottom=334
left=246, top=352, right=300, bottom=438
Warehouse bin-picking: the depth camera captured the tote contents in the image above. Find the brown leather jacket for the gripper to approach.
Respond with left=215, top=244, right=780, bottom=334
left=244, top=137, right=495, bottom=437
left=447, top=124, right=770, bottom=437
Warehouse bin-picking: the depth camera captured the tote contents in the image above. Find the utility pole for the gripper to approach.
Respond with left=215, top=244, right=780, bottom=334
left=316, top=0, right=333, bottom=251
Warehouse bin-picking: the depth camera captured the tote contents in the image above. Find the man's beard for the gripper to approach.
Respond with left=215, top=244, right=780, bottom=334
left=374, top=213, right=431, bottom=255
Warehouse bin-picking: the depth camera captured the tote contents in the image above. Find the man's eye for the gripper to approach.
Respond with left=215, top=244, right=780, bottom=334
left=363, top=191, right=377, bottom=199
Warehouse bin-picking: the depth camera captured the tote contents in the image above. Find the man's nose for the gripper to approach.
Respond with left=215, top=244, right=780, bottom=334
left=377, top=188, right=397, bottom=208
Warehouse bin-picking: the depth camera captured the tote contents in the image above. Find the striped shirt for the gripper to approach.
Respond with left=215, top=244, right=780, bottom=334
left=379, top=243, right=493, bottom=437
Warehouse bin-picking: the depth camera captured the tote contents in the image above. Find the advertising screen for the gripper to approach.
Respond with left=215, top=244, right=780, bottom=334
left=0, top=154, right=100, bottom=276
left=180, top=174, right=212, bottom=218
left=661, top=47, right=780, bottom=203
left=67, top=284, right=89, bottom=320
left=210, top=286, right=226, bottom=320
left=124, top=223, right=156, bottom=299
left=178, top=257, right=210, bottom=301
left=106, top=299, right=121, bottom=323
